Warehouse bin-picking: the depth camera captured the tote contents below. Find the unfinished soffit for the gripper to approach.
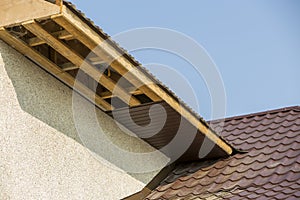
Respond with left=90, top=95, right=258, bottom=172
left=0, top=0, right=234, bottom=158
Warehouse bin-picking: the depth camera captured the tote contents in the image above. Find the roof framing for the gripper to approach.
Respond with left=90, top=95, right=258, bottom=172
left=0, top=0, right=233, bottom=156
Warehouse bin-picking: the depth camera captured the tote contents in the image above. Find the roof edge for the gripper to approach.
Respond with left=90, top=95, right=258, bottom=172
left=210, top=105, right=300, bottom=123
left=61, top=1, right=234, bottom=155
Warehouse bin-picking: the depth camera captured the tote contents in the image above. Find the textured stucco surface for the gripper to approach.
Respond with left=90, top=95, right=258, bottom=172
left=0, top=40, right=168, bottom=199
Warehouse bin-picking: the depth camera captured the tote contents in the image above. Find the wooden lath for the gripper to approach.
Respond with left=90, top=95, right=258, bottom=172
left=22, top=20, right=141, bottom=107
left=28, top=30, right=73, bottom=46
left=60, top=62, right=78, bottom=71
left=0, top=27, right=112, bottom=111
left=52, top=13, right=163, bottom=103
left=100, top=87, right=144, bottom=100
left=88, top=57, right=107, bottom=65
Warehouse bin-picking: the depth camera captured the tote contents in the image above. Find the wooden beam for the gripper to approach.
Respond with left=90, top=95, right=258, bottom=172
left=101, top=87, right=143, bottom=99
left=52, top=14, right=162, bottom=102
left=28, top=30, right=73, bottom=46
left=53, top=10, right=233, bottom=155
left=88, top=56, right=106, bottom=65
left=0, top=27, right=112, bottom=111
left=60, top=62, right=78, bottom=71
left=22, top=20, right=141, bottom=107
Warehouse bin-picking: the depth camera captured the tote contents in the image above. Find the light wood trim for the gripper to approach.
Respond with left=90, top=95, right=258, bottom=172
left=22, top=20, right=141, bottom=107
left=28, top=30, right=73, bottom=46
left=53, top=9, right=233, bottom=155
left=88, top=56, right=106, bottom=65
left=101, top=87, right=143, bottom=99
left=60, top=62, right=78, bottom=71
left=52, top=13, right=162, bottom=102
left=0, top=27, right=112, bottom=111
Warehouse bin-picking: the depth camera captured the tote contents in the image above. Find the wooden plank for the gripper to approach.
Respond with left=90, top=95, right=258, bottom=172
left=22, top=20, right=141, bottom=107
left=54, top=9, right=233, bottom=155
left=0, top=27, right=112, bottom=111
left=0, top=0, right=60, bottom=27
left=60, top=62, right=78, bottom=71
left=88, top=56, right=106, bottom=65
left=28, top=30, right=73, bottom=46
left=101, top=87, right=143, bottom=99
left=52, top=13, right=162, bottom=102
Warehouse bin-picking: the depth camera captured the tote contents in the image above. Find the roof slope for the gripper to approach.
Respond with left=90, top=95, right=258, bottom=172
left=146, top=106, right=300, bottom=199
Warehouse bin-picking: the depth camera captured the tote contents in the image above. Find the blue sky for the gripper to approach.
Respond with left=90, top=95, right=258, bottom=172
left=69, top=0, right=300, bottom=119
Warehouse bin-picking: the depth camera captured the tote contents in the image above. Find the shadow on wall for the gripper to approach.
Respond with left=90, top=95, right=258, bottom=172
left=0, top=40, right=168, bottom=183
left=2, top=45, right=81, bottom=143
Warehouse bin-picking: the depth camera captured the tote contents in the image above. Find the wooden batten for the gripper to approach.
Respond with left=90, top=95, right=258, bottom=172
left=101, top=87, right=143, bottom=99
left=22, top=20, right=141, bottom=107
left=52, top=12, right=162, bottom=102
left=88, top=57, right=107, bottom=65
left=0, top=27, right=112, bottom=111
left=60, top=62, right=79, bottom=71
left=28, top=30, right=73, bottom=47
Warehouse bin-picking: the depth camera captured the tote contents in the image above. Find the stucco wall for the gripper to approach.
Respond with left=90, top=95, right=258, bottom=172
left=0, top=40, right=168, bottom=200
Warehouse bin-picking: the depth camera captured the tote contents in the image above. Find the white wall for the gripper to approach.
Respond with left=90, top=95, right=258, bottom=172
left=0, top=40, right=168, bottom=200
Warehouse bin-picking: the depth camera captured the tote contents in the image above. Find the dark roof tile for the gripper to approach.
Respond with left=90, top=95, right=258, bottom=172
left=146, top=106, right=300, bottom=199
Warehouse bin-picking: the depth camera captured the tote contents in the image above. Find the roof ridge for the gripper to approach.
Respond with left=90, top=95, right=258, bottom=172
left=209, top=105, right=300, bottom=123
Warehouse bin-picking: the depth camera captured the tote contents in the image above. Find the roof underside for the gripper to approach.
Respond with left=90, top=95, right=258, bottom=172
left=0, top=0, right=233, bottom=159
left=108, top=101, right=228, bottom=162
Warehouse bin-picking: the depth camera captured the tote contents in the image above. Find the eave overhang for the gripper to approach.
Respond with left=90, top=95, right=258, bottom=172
left=0, top=0, right=233, bottom=159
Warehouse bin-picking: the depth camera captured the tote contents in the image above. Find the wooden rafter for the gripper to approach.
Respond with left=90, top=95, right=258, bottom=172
left=28, top=30, right=73, bottom=46
left=53, top=9, right=233, bottom=155
left=0, top=27, right=112, bottom=111
left=22, top=20, right=141, bottom=107
left=101, top=87, right=143, bottom=100
left=60, top=62, right=78, bottom=71
left=52, top=14, right=163, bottom=103
left=88, top=56, right=107, bottom=65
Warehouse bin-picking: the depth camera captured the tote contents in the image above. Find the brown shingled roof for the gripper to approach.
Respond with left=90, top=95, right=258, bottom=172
left=146, top=106, right=300, bottom=199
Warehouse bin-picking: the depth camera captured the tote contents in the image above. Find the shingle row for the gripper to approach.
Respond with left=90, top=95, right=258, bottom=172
left=146, top=106, right=300, bottom=199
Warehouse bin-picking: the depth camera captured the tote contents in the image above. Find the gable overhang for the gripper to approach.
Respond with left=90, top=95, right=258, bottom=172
left=0, top=0, right=233, bottom=158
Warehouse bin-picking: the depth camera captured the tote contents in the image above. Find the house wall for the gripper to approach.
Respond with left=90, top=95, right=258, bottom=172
left=0, top=40, right=168, bottom=200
